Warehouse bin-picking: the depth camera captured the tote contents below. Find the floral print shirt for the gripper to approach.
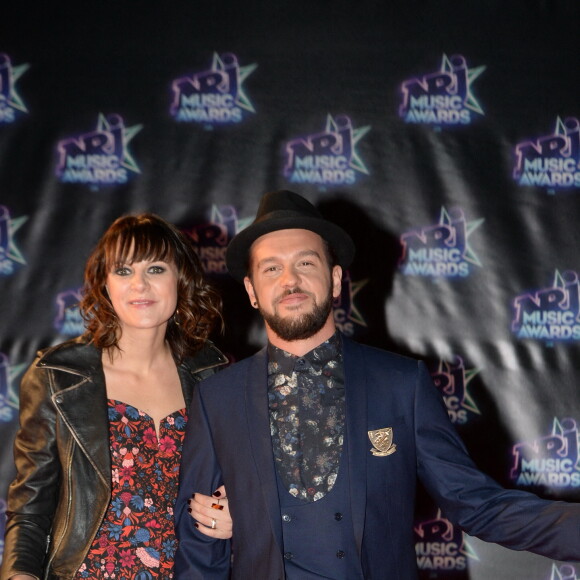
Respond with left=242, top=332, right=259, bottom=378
left=75, top=400, right=187, bottom=579
left=268, top=332, right=345, bottom=502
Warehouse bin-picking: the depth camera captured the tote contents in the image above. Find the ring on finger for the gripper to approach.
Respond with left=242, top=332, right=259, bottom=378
left=211, top=518, right=217, bottom=530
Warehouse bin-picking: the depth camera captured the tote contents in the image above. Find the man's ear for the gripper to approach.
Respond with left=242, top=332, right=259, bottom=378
left=331, top=265, right=342, bottom=299
left=244, top=276, right=258, bottom=308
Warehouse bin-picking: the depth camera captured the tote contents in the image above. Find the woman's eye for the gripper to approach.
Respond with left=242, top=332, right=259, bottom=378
left=149, top=265, right=165, bottom=274
left=114, top=267, right=131, bottom=276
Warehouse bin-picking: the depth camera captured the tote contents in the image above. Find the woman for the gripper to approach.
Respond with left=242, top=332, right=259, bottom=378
left=1, top=214, right=232, bottom=579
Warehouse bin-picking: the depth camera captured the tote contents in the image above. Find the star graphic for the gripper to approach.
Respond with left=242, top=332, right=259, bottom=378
left=4, top=61, right=30, bottom=113
left=96, top=113, right=142, bottom=174
left=0, top=212, right=27, bottom=265
left=440, top=54, right=485, bottom=115
left=212, top=53, right=257, bottom=113
left=325, top=114, right=371, bottom=175
left=439, top=207, right=484, bottom=267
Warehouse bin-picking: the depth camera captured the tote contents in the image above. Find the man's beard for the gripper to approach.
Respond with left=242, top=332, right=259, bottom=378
left=258, top=286, right=334, bottom=342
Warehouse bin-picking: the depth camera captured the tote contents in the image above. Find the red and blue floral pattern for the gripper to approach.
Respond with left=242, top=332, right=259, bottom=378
left=75, top=399, right=187, bottom=579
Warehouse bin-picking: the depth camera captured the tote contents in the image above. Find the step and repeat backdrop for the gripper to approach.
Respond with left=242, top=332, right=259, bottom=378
left=1, top=1, right=580, bottom=578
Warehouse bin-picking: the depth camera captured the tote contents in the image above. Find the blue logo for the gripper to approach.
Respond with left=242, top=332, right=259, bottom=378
left=512, top=270, right=580, bottom=342
left=399, top=207, right=484, bottom=277
left=56, top=113, right=142, bottom=185
left=283, top=114, right=370, bottom=186
left=0, top=53, right=29, bottom=123
left=511, top=418, right=580, bottom=489
left=187, top=205, right=253, bottom=275
left=0, top=352, right=26, bottom=423
left=399, top=54, right=485, bottom=126
left=430, top=356, right=481, bottom=425
left=170, top=52, right=257, bottom=125
left=514, top=116, right=580, bottom=191
left=333, top=271, right=367, bottom=338
left=0, top=205, right=27, bottom=275
left=414, top=509, right=479, bottom=572
left=54, top=288, right=84, bottom=336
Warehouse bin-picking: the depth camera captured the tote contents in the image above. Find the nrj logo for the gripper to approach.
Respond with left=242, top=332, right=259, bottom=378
left=170, top=52, right=257, bottom=125
left=333, top=271, right=367, bottom=338
left=0, top=53, right=29, bottom=123
left=430, top=356, right=481, bottom=425
left=399, top=207, right=484, bottom=278
left=511, top=418, right=580, bottom=489
left=187, top=205, right=253, bottom=275
left=549, top=563, right=579, bottom=580
left=56, top=113, right=142, bottom=185
left=0, top=205, right=27, bottom=275
left=0, top=352, right=26, bottom=423
left=54, top=288, right=84, bottom=336
left=399, top=54, right=485, bottom=126
left=283, top=114, right=370, bottom=186
left=512, top=270, right=580, bottom=341
left=514, top=116, right=580, bottom=190
left=414, top=510, right=478, bottom=572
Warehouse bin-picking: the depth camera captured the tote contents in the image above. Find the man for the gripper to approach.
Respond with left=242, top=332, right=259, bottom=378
left=175, top=190, right=580, bottom=579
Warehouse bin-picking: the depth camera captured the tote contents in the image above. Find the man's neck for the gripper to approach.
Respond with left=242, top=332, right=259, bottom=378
left=265, top=318, right=337, bottom=357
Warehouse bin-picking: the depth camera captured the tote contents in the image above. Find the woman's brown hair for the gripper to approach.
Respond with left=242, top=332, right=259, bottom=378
left=80, top=213, right=222, bottom=362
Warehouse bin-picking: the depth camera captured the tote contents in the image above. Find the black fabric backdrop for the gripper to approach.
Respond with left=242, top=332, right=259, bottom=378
left=1, top=1, right=580, bottom=577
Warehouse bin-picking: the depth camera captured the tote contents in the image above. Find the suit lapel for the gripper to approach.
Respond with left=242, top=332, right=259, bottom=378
left=342, top=337, right=368, bottom=556
left=245, top=348, right=284, bottom=550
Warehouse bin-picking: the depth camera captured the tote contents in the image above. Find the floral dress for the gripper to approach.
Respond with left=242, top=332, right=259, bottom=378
left=76, top=400, right=187, bottom=579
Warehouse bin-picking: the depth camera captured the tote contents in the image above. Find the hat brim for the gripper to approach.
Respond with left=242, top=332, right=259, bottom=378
left=226, top=214, right=355, bottom=282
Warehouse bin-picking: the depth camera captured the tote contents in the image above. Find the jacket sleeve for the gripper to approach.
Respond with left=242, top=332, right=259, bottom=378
left=174, top=380, right=231, bottom=579
left=0, top=359, right=60, bottom=580
left=414, top=361, right=580, bottom=561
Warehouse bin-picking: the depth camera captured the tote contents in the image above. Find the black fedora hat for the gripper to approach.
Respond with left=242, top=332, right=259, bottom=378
left=226, top=190, right=355, bottom=282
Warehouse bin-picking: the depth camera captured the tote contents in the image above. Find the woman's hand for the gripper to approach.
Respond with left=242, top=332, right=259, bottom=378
left=187, top=485, right=232, bottom=539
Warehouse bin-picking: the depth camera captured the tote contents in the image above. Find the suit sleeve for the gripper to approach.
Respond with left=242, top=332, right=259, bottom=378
left=414, top=361, right=580, bottom=561
left=174, top=380, right=231, bottom=579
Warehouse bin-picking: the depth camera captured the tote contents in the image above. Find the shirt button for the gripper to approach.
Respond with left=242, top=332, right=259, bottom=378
left=336, top=550, right=345, bottom=559
left=334, top=512, right=343, bottom=521
left=282, top=514, right=292, bottom=522
left=284, top=552, right=294, bottom=560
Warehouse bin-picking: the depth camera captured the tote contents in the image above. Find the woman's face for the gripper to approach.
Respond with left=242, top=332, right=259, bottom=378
left=105, top=258, right=179, bottom=334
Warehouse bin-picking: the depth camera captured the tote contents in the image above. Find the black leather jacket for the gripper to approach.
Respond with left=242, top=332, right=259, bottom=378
left=0, top=336, right=227, bottom=580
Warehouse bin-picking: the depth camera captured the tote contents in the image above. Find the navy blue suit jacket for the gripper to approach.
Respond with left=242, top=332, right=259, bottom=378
left=175, top=336, right=580, bottom=579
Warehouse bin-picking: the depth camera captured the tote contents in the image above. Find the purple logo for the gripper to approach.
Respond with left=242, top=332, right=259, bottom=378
left=512, top=270, right=580, bottom=342
left=56, top=113, right=142, bottom=185
left=549, top=563, right=579, bottom=580
left=430, top=356, right=481, bottom=425
left=186, top=205, right=253, bottom=275
left=54, top=288, right=84, bottom=336
left=414, top=510, right=478, bottom=572
left=283, top=114, right=370, bottom=186
left=511, top=418, right=580, bottom=489
left=0, top=205, right=27, bottom=275
left=399, top=54, right=485, bottom=126
left=399, top=207, right=484, bottom=278
left=0, top=53, right=29, bottom=123
left=170, top=52, right=257, bottom=125
left=514, top=117, right=580, bottom=190
left=0, top=352, right=26, bottom=423
left=333, top=271, right=368, bottom=338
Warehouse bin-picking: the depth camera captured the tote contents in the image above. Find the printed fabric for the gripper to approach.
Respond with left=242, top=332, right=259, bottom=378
left=75, top=399, right=187, bottom=579
left=268, top=332, right=345, bottom=502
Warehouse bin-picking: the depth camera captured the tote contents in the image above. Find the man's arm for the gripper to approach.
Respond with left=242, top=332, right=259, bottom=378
left=174, top=385, right=231, bottom=579
left=414, top=361, right=580, bottom=561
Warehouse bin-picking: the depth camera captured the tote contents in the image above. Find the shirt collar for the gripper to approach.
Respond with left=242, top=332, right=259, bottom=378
left=267, top=331, right=342, bottom=377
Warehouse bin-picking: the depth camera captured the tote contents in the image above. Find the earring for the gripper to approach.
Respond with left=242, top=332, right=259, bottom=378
left=173, top=309, right=181, bottom=326
left=253, top=301, right=257, bottom=307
